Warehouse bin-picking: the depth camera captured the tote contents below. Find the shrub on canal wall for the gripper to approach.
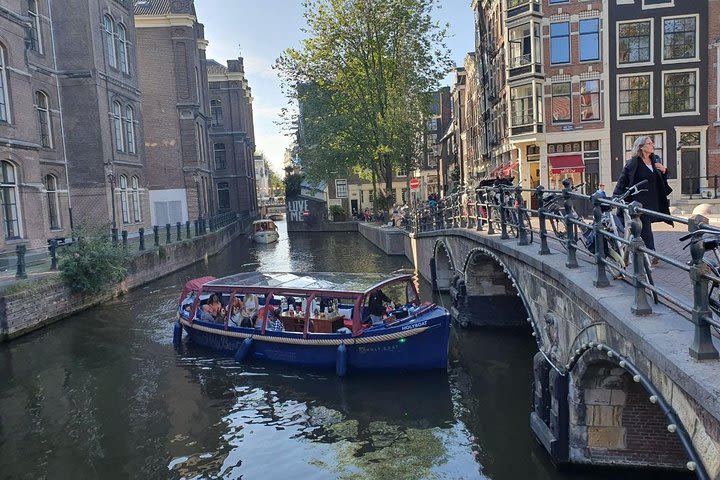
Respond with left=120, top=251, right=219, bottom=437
left=58, top=228, right=129, bottom=293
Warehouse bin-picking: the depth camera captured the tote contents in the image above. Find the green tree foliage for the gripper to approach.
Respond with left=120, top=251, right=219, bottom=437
left=276, top=0, right=451, bottom=207
left=58, top=227, right=129, bottom=293
left=284, top=167, right=304, bottom=197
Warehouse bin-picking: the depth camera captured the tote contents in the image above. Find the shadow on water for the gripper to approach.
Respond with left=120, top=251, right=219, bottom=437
left=0, top=222, right=695, bottom=479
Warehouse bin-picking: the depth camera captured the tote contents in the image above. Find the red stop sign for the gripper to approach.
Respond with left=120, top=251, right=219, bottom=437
left=409, top=178, right=421, bottom=190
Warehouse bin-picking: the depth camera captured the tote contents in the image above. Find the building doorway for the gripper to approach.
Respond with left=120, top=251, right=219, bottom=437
left=681, top=148, right=700, bottom=195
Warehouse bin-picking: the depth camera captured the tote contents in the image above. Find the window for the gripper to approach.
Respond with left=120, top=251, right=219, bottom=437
left=624, top=132, right=664, bottom=161
left=210, top=99, right=223, bottom=127
left=214, top=143, right=226, bottom=170
left=579, top=19, right=600, bottom=62
left=663, top=70, right=697, bottom=114
left=119, top=174, right=129, bottom=224
left=643, top=0, right=673, bottom=6
left=550, top=22, right=570, bottom=64
left=124, top=105, right=136, bottom=154
left=131, top=176, right=141, bottom=222
left=618, top=74, right=651, bottom=117
left=427, top=118, right=438, bottom=130
left=580, top=80, right=600, bottom=121
left=112, top=101, right=124, bottom=152
left=36, top=91, right=52, bottom=148
left=551, top=83, right=571, bottom=123
left=28, top=0, right=42, bottom=53
left=0, top=161, right=21, bottom=239
left=663, top=16, right=697, bottom=61
left=549, top=0, right=569, bottom=3
left=335, top=179, right=348, bottom=198
left=618, top=20, right=651, bottom=65
left=45, top=174, right=60, bottom=229
left=103, top=15, right=116, bottom=68
left=196, top=124, right=206, bottom=163
left=511, top=84, right=534, bottom=126
left=217, top=182, right=230, bottom=210
left=116, top=24, right=129, bottom=74
left=0, top=46, right=9, bottom=122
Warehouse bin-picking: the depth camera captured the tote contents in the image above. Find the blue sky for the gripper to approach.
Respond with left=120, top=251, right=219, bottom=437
left=194, top=0, right=475, bottom=174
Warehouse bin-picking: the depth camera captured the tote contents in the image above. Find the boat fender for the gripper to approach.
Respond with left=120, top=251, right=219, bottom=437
left=335, top=344, right=348, bottom=377
left=235, top=337, right=253, bottom=363
left=172, top=321, right=183, bottom=345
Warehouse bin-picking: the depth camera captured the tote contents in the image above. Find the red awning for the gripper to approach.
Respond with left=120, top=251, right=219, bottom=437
left=501, top=161, right=519, bottom=176
left=549, top=154, right=584, bottom=175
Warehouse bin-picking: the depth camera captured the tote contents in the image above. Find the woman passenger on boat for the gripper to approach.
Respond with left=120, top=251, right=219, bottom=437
left=207, top=293, right=224, bottom=319
left=264, top=305, right=284, bottom=331
left=229, top=296, right=244, bottom=326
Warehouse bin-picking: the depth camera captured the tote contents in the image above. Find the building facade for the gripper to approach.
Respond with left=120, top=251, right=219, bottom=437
left=708, top=0, right=720, bottom=182
left=207, top=58, right=257, bottom=217
left=134, top=0, right=213, bottom=226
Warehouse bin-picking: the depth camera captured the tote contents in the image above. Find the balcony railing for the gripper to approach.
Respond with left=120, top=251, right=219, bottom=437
left=506, top=0, right=541, bottom=19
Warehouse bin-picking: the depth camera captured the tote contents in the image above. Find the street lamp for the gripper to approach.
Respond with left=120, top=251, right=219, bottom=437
left=104, top=160, right=117, bottom=242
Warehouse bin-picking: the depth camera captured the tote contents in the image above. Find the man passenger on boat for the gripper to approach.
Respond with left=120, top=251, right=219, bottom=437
left=240, top=293, right=259, bottom=327
left=367, top=289, right=391, bottom=326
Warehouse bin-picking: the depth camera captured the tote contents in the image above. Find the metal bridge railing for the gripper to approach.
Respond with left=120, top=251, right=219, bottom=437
left=405, top=178, right=720, bottom=363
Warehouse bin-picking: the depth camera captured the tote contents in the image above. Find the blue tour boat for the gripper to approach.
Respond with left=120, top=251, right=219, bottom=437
left=174, top=272, right=451, bottom=376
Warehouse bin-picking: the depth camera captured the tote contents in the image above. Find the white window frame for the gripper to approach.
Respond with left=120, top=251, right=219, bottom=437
left=510, top=83, right=535, bottom=126
left=119, top=174, right=129, bottom=224
left=124, top=105, right=136, bottom=153
left=661, top=68, right=699, bottom=117
left=661, top=14, right=699, bottom=64
left=617, top=72, right=653, bottom=120
left=28, top=0, right=43, bottom=54
left=45, top=174, right=61, bottom=229
left=214, top=143, right=226, bottom=169
left=112, top=100, right=124, bottom=152
left=116, top=23, right=129, bottom=74
left=210, top=99, right=223, bottom=127
left=103, top=15, right=116, bottom=69
left=580, top=79, right=601, bottom=122
left=335, top=179, right=348, bottom=198
left=217, top=182, right=230, bottom=210
left=623, top=131, right=665, bottom=163
left=0, top=46, right=10, bottom=123
left=616, top=18, right=654, bottom=68
left=550, top=82, right=572, bottom=124
left=131, top=176, right=141, bottom=222
left=0, top=161, right=23, bottom=239
left=35, top=91, right=52, bottom=148
left=642, top=0, right=674, bottom=9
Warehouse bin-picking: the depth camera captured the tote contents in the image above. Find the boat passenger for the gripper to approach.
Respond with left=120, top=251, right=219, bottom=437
left=199, top=304, right=216, bottom=323
left=265, top=305, right=284, bottom=331
left=207, top=293, right=224, bottom=319
left=229, top=297, right=244, bottom=326
left=367, top=289, right=391, bottom=326
left=241, top=293, right=259, bottom=326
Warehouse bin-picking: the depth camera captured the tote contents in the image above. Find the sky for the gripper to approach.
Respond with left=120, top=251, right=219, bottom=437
left=194, top=0, right=476, bottom=174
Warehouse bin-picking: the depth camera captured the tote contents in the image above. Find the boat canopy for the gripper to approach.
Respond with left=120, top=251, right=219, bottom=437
left=201, top=271, right=412, bottom=297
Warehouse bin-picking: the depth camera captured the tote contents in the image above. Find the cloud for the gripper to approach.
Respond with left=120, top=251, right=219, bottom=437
left=255, top=133, right=294, bottom=174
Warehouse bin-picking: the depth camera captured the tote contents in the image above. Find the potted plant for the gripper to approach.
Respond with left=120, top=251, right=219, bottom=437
left=329, top=204, right=347, bottom=221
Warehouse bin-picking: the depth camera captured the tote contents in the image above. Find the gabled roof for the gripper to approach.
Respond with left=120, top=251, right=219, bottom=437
left=206, top=59, right=227, bottom=75
left=133, top=0, right=195, bottom=16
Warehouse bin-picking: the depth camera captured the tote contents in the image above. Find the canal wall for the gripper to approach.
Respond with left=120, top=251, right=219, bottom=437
left=0, top=222, right=242, bottom=341
left=357, top=223, right=406, bottom=255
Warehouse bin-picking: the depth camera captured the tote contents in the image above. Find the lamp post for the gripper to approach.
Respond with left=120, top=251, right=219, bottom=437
left=104, top=160, right=117, bottom=242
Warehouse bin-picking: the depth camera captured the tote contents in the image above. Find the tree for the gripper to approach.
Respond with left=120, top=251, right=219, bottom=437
left=276, top=0, right=451, bottom=210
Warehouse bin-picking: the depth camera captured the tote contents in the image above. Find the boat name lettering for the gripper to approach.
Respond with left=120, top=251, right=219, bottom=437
left=401, top=320, right=427, bottom=331
left=358, top=345, right=399, bottom=354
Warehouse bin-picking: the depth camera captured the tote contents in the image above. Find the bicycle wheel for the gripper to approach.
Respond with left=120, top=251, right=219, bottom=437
left=604, top=241, right=626, bottom=279
left=522, top=211, right=534, bottom=243
left=508, top=211, right=519, bottom=238
left=549, top=216, right=567, bottom=240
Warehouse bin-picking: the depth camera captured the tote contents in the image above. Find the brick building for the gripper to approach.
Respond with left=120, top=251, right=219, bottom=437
left=0, top=0, right=148, bottom=265
left=709, top=0, right=720, bottom=179
left=134, top=0, right=213, bottom=225
left=207, top=58, right=258, bottom=217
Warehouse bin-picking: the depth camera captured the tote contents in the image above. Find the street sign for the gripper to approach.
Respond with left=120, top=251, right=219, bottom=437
left=409, top=178, right=421, bottom=190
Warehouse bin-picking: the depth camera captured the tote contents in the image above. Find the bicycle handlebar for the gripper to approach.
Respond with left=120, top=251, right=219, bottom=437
left=616, top=179, right=649, bottom=201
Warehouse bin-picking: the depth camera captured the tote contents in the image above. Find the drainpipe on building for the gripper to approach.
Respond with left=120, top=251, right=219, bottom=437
left=47, top=0, right=73, bottom=230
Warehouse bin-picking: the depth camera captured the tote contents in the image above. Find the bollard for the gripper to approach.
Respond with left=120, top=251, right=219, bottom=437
left=562, top=179, right=578, bottom=268
left=176, top=221, right=182, bottom=241
left=498, top=188, right=509, bottom=240
left=121, top=230, right=128, bottom=248
left=688, top=229, right=720, bottom=360
left=15, top=244, right=27, bottom=279
left=165, top=223, right=171, bottom=244
left=591, top=193, right=610, bottom=287
left=628, top=202, right=651, bottom=315
left=516, top=186, right=529, bottom=246
left=139, top=227, right=145, bottom=251
left=153, top=225, right=160, bottom=247
left=111, top=227, right=118, bottom=245
left=194, top=219, right=199, bottom=237
left=48, top=239, right=58, bottom=270
left=536, top=186, right=550, bottom=255
left=186, top=220, right=191, bottom=238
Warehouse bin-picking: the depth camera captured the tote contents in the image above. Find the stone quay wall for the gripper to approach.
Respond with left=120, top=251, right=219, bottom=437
left=0, top=223, right=241, bottom=341
left=357, top=223, right=406, bottom=255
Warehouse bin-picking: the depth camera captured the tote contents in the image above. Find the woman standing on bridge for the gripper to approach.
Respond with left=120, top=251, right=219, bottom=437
left=612, top=135, right=673, bottom=265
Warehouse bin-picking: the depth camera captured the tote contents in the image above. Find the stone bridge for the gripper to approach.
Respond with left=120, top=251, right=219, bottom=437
left=403, top=227, right=720, bottom=478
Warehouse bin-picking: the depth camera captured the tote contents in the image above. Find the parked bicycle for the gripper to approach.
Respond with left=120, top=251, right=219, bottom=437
left=679, top=229, right=720, bottom=336
left=479, top=178, right=533, bottom=243
left=543, top=183, right=588, bottom=250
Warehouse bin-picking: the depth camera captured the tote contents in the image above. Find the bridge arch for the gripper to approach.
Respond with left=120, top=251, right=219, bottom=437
left=430, top=239, right=455, bottom=292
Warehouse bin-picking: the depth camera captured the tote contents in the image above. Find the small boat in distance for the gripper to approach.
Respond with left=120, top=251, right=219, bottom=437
left=174, top=272, right=451, bottom=376
left=251, top=219, right=279, bottom=244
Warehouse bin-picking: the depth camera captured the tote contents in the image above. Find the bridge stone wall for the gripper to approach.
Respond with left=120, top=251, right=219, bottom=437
left=406, top=229, right=720, bottom=477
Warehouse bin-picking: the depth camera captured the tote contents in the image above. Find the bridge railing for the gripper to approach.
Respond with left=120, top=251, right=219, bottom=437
left=407, top=179, right=719, bottom=362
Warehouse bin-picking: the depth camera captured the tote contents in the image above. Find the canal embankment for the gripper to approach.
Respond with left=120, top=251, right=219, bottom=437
left=0, top=221, right=244, bottom=341
left=357, top=222, right=406, bottom=256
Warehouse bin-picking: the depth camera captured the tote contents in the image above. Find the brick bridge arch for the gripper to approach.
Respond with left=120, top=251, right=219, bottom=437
left=410, top=230, right=719, bottom=477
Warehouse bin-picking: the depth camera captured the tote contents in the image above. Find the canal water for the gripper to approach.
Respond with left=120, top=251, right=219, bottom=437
left=0, top=222, right=691, bottom=480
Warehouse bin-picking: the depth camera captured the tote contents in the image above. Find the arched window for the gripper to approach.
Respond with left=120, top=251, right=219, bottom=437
left=1, top=46, right=11, bottom=122
left=112, top=101, right=124, bottom=152
left=196, top=123, right=206, bottom=163
left=45, top=174, right=60, bottom=229
left=103, top=15, right=116, bottom=68
left=28, top=0, right=42, bottom=53
left=35, top=91, right=52, bottom=148
left=124, top=105, right=135, bottom=154
left=0, top=161, right=21, bottom=239
left=116, top=23, right=129, bottom=74
left=131, top=176, right=141, bottom=222
left=119, top=174, right=129, bottom=223
left=194, top=66, right=201, bottom=103
left=213, top=143, right=226, bottom=170
left=217, top=182, right=230, bottom=210
left=210, top=99, right=223, bottom=127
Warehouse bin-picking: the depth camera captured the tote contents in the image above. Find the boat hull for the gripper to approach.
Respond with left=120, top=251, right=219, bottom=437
left=179, top=310, right=451, bottom=372
left=252, top=231, right=279, bottom=243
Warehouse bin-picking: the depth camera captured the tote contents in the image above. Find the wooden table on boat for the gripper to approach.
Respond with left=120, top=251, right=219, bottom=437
left=278, top=313, right=345, bottom=333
